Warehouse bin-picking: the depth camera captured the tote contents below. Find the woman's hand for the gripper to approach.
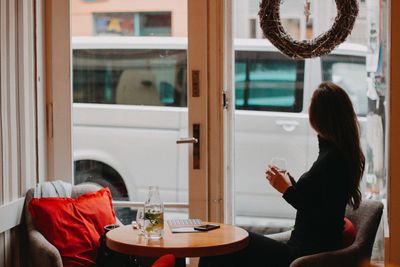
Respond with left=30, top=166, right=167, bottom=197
left=265, top=166, right=291, bottom=194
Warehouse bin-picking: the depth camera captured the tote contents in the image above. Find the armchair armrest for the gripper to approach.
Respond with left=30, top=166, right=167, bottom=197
left=28, top=229, right=63, bottom=267
left=266, top=230, right=292, bottom=243
left=290, top=244, right=362, bottom=267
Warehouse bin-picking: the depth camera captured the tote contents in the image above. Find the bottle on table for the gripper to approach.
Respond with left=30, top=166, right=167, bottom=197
left=144, top=186, right=164, bottom=239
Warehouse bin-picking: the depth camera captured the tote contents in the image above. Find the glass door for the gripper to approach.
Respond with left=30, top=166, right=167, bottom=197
left=234, top=0, right=380, bottom=239
left=233, top=0, right=309, bottom=233
left=70, top=0, right=207, bottom=224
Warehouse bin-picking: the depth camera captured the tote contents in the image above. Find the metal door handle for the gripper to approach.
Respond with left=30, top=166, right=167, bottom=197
left=275, top=120, right=299, bottom=132
left=176, top=124, right=200, bottom=169
left=176, top=137, right=198, bottom=144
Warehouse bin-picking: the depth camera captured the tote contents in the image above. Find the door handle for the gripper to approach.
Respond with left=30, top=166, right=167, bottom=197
left=176, top=124, right=200, bottom=169
left=176, top=137, right=198, bottom=144
left=275, top=120, right=299, bottom=132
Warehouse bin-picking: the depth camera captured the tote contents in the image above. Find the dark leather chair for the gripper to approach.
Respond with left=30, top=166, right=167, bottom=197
left=268, top=199, right=384, bottom=267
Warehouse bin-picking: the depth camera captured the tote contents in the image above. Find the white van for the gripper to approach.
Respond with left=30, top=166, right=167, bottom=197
left=72, top=37, right=367, bottom=224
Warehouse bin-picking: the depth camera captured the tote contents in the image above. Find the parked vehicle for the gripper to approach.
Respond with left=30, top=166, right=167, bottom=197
left=72, top=37, right=367, bottom=224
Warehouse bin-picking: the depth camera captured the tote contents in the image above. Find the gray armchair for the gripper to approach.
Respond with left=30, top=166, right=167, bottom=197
left=268, top=199, right=384, bottom=267
left=24, top=183, right=119, bottom=267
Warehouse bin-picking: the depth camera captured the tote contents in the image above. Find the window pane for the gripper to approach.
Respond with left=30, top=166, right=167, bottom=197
left=234, top=62, right=246, bottom=106
left=235, top=51, right=304, bottom=112
left=139, top=12, right=172, bottom=36
left=71, top=0, right=188, bottom=225
left=321, top=55, right=367, bottom=116
left=248, top=61, right=296, bottom=107
left=92, top=12, right=172, bottom=37
left=93, top=13, right=134, bottom=36
left=73, top=49, right=187, bottom=107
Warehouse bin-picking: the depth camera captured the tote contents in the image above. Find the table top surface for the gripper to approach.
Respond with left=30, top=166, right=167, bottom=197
left=106, top=222, right=249, bottom=258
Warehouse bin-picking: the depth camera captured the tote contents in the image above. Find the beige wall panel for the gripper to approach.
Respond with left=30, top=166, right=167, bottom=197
left=70, top=13, right=92, bottom=36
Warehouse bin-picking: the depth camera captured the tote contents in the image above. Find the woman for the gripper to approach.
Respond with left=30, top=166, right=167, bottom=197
left=200, top=81, right=365, bottom=267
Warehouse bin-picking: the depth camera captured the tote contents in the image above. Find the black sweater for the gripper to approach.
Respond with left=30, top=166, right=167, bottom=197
left=283, top=136, right=352, bottom=255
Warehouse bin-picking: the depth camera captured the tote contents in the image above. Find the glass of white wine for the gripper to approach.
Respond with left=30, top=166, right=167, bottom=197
left=269, top=157, right=297, bottom=185
left=269, top=157, right=288, bottom=176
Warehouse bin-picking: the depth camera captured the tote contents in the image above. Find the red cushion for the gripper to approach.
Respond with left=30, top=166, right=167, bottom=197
left=152, top=254, right=176, bottom=267
left=343, top=217, right=356, bottom=247
left=28, top=187, right=116, bottom=267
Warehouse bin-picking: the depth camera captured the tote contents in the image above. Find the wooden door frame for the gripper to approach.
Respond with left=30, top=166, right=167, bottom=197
left=188, top=0, right=233, bottom=223
left=43, top=0, right=73, bottom=182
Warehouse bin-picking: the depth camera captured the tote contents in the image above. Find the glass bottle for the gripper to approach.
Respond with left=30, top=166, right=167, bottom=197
left=143, top=186, right=164, bottom=239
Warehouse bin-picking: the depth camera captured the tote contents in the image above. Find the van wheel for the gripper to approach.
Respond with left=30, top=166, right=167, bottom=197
left=74, top=160, right=134, bottom=225
left=86, top=175, right=123, bottom=199
left=83, top=175, right=135, bottom=225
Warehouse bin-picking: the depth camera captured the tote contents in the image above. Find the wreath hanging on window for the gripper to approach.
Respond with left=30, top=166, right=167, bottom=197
left=258, top=0, right=359, bottom=59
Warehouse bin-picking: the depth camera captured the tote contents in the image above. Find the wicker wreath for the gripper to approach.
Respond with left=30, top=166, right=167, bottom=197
left=259, top=0, right=359, bottom=59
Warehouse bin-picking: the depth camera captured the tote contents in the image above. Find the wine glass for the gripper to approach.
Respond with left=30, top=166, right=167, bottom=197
left=269, top=157, right=287, bottom=176
left=136, top=208, right=145, bottom=235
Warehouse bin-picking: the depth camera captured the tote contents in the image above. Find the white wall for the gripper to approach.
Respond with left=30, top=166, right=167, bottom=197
left=0, top=0, right=37, bottom=266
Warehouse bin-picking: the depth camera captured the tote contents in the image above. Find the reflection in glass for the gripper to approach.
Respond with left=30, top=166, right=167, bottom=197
left=321, top=55, right=367, bottom=116
left=73, top=48, right=187, bottom=107
left=235, top=51, right=304, bottom=112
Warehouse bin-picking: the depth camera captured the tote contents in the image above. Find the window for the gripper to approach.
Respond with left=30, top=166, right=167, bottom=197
left=93, top=12, right=172, bottom=36
left=94, top=13, right=134, bottom=36
left=73, top=48, right=187, bottom=107
left=139, top=12, right=172, bottom=36
left=74, top=47, right=306, bottom=112
left=235, top=51, right=304, bottom=112
left=321, top=55, right=367, bottom=116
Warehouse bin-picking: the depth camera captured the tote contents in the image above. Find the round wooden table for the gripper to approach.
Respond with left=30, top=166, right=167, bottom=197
left=106, top=222, right=249, bottom=266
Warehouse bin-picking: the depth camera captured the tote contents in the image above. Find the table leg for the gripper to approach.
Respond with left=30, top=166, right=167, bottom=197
left=175, top=257, right=186, bottom=267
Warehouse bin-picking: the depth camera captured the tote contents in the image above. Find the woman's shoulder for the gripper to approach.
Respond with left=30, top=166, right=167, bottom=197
left=326, top=144, right=346, bottom=162
left=312, top=145, right=348, bottom=174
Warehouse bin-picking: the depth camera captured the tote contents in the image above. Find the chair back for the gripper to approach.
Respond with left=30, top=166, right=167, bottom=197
left=23, top=182, right=107, bottom=267
left=289, top=199, right=384, bottom=267
left=25, top=183, right=103, bottom=227
left=25, top=182, right=122, bottom=229
left=345, top=199, right=383, bottom=260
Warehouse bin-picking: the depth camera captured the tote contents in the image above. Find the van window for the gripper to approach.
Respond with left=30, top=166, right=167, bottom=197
left=321, top=55, right=367, bottom=116
left=73, top=49, right=187, bottom=107
left=235, top=51, right=305, bottom=112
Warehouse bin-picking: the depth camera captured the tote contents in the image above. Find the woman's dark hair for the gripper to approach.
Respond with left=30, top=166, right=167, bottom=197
left=309, top=81, right=365, bottom=209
